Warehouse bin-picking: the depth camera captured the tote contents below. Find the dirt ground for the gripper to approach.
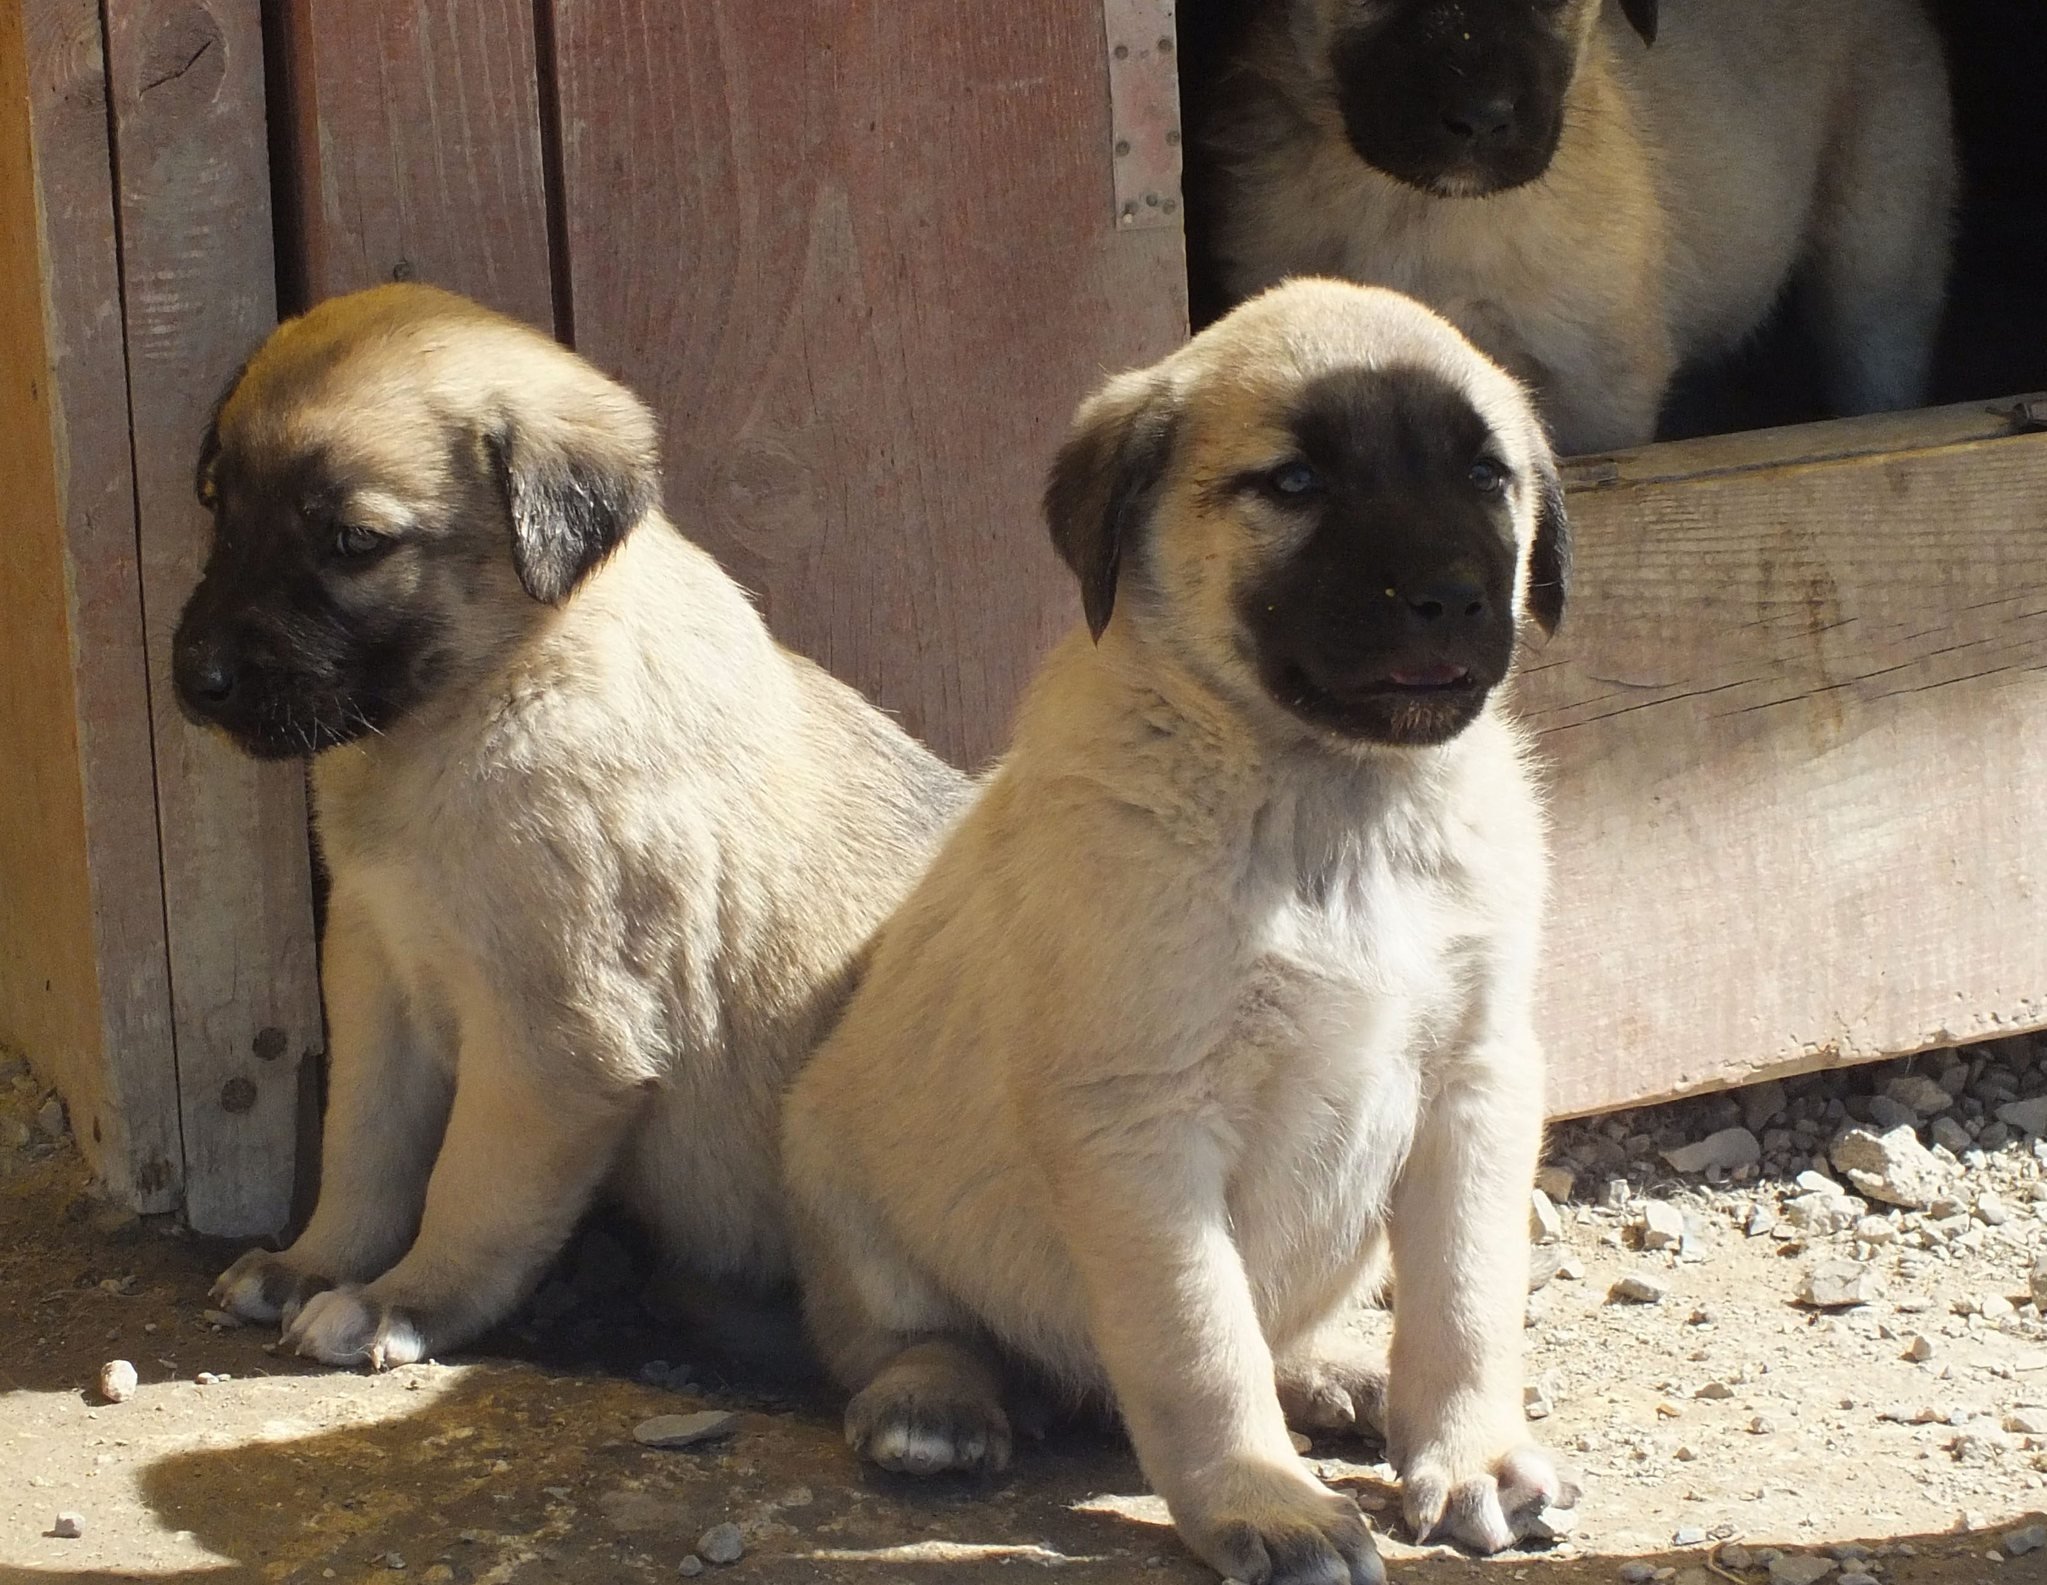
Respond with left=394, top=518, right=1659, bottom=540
left=4, top=1039, right=2046, bottom=1585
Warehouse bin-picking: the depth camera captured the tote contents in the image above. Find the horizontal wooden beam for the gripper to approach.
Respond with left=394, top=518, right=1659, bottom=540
left=1526, top=399, right=2047, bottom=1116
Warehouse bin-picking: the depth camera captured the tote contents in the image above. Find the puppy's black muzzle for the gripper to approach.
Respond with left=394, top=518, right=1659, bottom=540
left=1249, top=553, right=1517, bottom=749
left=1330, top=4, right=1574, bottom=196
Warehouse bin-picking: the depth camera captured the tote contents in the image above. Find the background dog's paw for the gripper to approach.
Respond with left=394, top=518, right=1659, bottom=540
left=210, top=1248, right=334, bottom=1326
left=1188, top=1465, right=1384, bottom=1585
left=281, top=1286, right=428, bottom=1369
left=1401, top=1440, right=1578, bottom=1554
left=845, top=1372, right=1012, bottom=1475
left=1275, top=1344, right=1388, bottom=1439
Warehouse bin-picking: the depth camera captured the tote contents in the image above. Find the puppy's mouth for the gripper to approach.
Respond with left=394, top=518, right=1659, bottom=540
left=1268, top=658, right=1494, bottom=749
left=1383, top=662, right=1473, bottom=691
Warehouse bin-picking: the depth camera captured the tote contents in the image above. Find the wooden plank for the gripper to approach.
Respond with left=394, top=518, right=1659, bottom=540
left=1525, top=416, right=2047, bottom=1117
left=104, top=0, right=321, bottom=1237
left=0, top=0, right=182, bottom=1209
left=552, top=0, right=1189, bottom=767
left=275, top=0, right=555, bottom=327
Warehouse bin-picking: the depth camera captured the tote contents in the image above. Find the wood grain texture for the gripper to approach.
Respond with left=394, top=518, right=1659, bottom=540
left=0, top=0, right=182, bottom=1209
left=1525, top=410, right=2047, bottom=1117
left=105, top=0, right=321, bottom=1237
left=276, top=0, right=555, bottom=327
left=552, top=1, right=1189, bottom=766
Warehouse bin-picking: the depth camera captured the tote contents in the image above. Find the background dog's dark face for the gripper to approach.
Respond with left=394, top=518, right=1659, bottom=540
left=1318, top=0, right=1656, bottom=197
left=173, top=285, right=659, bottom=760
left=1045, top=281, right=1568, bottom=752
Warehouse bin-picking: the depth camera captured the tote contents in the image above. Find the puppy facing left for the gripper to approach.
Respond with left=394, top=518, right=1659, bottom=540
left=176, top=283, right=968, bottom=1366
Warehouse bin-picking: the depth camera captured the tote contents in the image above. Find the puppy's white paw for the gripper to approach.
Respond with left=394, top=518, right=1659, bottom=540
left=210, top=1247, right=334, bottom=1327
left=1276, top=1344, right=1388, bottom=1439
left=845, top=1369, right=1012, bottom=1475
left=1400, top=1439, right=1578, bottom=1554
left=1182, top=1458, right=1385, bottom=1585
left=282, top=1286, right=428, bottom=1370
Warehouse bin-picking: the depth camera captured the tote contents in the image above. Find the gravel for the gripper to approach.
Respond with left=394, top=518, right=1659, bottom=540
left=1662, top=1127, right=1760, bottom=1175
left=1831, top=1126, right=1950, bottom=1210
left=96, top=1359, right=138, bottom=1403
left=51, top=1512, right=83, bottom=1539
left=1766, top=1556, right=1835, bottom=1585
left=1796, top=1259, right=1883, bottom=1309
left=1999, top=1097, right=2047, bottom=1136
left=1609, top=1273, right=1669, bottom=1305
left=2002, top=1523, right=2047, bottom=1556
left=697, top=1522, right=745, bottom=1565
left=633, top=1411, right=740, bottom=1450
left=1641, top=1200, right=1687, bottom=1251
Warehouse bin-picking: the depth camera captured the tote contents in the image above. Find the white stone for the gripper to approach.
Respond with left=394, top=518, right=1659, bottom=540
left=1663, top=1127, right=1761, bottom=1175
left=1830, top=1126, right=1949, bottom=1209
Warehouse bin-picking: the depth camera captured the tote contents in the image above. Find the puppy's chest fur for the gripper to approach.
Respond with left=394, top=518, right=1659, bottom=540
left=1216, top=763, right=1503, bottom=1257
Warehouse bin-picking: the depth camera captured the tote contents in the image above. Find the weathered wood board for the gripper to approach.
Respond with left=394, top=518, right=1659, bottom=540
left=0, top=0, right=183, bottom=1208
left=273, top=0, right=556, bottom=327
left=1526, top=401, right=2047, bottom=1117
left=104, top=0, right=321, bottom=1237
left=551, top=0, right=1190, bottom=767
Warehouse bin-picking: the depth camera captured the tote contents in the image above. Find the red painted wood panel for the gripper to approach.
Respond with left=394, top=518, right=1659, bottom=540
left=276, top=0, right=555, bottom=328
left=552, top=3, right=1188, bottom=765
left=105, top=0, right=322, bottom=1237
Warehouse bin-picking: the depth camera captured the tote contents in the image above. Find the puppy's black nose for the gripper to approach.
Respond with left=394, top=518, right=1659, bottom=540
left=1441, top=95, right=1517, bottom=145
left=1402, top=579, right=1489, bottom=624
left=176, top=642, right=238, bottom=706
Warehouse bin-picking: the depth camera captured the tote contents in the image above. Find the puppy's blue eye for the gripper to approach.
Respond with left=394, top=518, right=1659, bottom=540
left=333, top=524, right=388, bottom=558
left=1267, top=461, right=1320, bottom=497
left=1469, top=459, right=1507, bottom=493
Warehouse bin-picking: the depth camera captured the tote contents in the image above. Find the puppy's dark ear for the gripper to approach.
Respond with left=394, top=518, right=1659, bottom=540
left=1526, top=460, right=1572, bottom=636
left=1618, top=0, right=1657, bottom=46
left=194, top=357, right=249, bottom=507
left=1042, top=373, right=1178, bottom=641
left=488, top=392, right=660, bottom=605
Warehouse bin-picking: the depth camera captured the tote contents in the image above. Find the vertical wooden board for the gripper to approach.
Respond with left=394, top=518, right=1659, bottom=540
left=1521, top=418, right=2047, bottom=1118
left=0, top=0, right=182, bottom=1208
left=105, top=0, right=321, bottom=1237
left=277, top=0, right=555, bottom=327
left=553, top=1, right=1188, bottom=766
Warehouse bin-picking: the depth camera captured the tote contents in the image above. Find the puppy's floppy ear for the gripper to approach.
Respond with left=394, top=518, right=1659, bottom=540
left=1618, top=0, right=1657, bottom=46
left=194, top=357, right=250, bottom=507
left=487, top=388, right=660, bottom=605
left=1526, top=458, right=1572, bottom=636
left=1042, top=372, right=1178, bottom=641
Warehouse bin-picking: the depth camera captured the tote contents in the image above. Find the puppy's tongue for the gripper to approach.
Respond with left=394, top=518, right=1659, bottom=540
left=1388, top=663, right=1469, bottom=688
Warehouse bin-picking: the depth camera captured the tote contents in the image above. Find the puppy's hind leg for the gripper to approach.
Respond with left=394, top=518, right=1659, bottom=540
left=1805, top=47, right=1957, bottom=416
left=285, top=1029, right=643, bottom=1368
left=213, top=893, right=451, bottom=1326
left=792, top=1204, right=1012, bottom=1476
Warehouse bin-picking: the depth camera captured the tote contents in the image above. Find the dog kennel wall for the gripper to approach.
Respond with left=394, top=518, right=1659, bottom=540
left=2, top=0, right=2043, bottom=1236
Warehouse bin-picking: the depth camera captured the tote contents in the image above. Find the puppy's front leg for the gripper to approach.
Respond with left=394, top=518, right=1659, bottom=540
left=285, top=1038, right=643, bottom=1367
left=1045, top=1123, right=1383, bottom=1585
left=213, top=893, right=451, bottom=1325
left=1385, top=1038, right=1572, bottom=1552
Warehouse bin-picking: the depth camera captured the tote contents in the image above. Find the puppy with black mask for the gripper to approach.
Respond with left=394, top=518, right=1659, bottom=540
left=179, top=283, right=968, bottom=1368
left=1199, top=0, right=1955, bottom=454
left=783, top=280, right=1575, bottom=1584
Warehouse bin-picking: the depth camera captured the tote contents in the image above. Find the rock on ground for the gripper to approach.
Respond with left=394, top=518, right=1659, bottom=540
left=1830, top=1127, right=1949, bottom=1209
left=1663, top=1127, right=1761, bottom=1175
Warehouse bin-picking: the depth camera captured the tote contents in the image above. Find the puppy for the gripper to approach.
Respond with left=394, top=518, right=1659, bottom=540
left=782, top=279, right=1572, bottom=1585
left=1199, top=0, right=1956, bottom=453
left=176, top=283, right=968, bottom=1367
